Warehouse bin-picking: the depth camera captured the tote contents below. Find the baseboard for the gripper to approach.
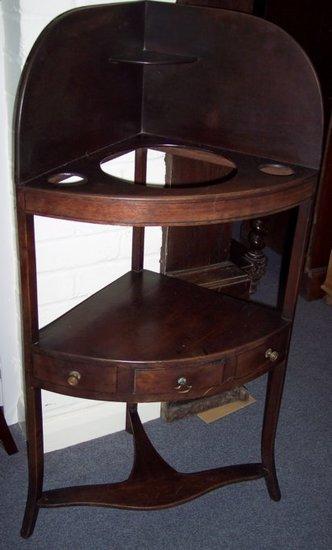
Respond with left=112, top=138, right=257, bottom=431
left=18, top=397, right=160, bottom=453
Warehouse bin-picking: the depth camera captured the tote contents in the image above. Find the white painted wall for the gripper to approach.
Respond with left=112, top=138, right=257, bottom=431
left=0, top=0, right=172, bottom=452
left=0, top=0, right=24, bottom=427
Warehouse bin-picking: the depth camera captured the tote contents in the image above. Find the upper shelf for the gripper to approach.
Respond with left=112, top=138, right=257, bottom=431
left=18, top=133, right=318, bottom=226
left=109, top=50, right=197, bottom=65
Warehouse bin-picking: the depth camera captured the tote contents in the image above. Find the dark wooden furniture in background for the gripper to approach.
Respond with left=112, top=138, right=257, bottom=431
left=0, top=406, right=18, bottom=455
left=306, top=121, right=332, bottom=299
left=15, top=2, right=323, bottom=539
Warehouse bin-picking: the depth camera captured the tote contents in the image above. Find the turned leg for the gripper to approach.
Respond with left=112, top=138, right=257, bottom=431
left=261, top=361, right=287, bottom=501
left=21, top=387, right=44, bottom=539
left=242, top=218, right=268, bottom=293
left=0, top=406, right=18, bottom=455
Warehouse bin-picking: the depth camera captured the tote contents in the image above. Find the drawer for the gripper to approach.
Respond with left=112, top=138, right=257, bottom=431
left=236, top=329, right=288, bottom=379
left=32, top=353, right=117, bottom=394
left=134, top=360, right=225, bottom=398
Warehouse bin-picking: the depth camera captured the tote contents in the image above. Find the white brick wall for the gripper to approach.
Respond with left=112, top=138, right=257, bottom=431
left=0, top=0, right=172, bottom=449
left=35, top=167, right=164, bottom=450
left=35, top=150, right=165, bottom=330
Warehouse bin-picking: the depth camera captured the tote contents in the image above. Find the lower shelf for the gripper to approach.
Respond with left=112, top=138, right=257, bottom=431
left=39, top=464, right=264, bottom=510
left=38, top=406, right=264, bottom=510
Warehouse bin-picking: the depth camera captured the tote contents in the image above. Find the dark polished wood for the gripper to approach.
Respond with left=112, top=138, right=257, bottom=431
left=39, top=406, right=264, bottom=509
left=279, top=200, right=313, bottom=320
left=31, top=270, right=290, bottom=402
left=128, top=148, right=147, bottom=431
left=17, top=139, right=318, bottom=226
left=0, top=406, right=18, bottom=455
left=14, top=1, right=323, bottom=538
left=131, top=148, right=147, bottom=272
left=261, top=361, right=286, bottom=500
left=263, top=0, right=332, bottom=110
left=16, top=4, right=322, bottom=180
left=35, top=270, right=288, bottom=364
left=20, top=388, right=43, bottom=539
left=143, top=6, right=322, bottom=168
left=16, top=208, right=44, bottom=539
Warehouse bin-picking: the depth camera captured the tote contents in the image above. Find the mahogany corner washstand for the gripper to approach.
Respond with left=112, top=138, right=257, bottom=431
left=15, top=1, right=323, bottom=538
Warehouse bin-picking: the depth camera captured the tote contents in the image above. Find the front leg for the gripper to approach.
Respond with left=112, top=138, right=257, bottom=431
left=21, top=387, right=44, bottom=538
left=261, top=361, right=287, bottom=501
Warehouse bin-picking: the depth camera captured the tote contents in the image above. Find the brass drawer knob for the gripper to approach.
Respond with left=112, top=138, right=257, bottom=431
left=175, top=376, right=192, bottom=394
left=265, top=348, right=279, bottom=362
left=67, top=371, right=81, bottom=386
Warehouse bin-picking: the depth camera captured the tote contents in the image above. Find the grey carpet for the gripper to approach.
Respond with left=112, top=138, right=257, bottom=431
left=1, top=250, right=331, bottom=549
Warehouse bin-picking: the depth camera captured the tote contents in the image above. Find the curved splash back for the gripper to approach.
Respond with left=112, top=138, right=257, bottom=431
left=15, top=1, right=323, bottom=184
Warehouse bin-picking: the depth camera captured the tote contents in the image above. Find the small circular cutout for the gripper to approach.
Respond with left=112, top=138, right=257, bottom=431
left=258, top=163, right=294, bottom=176
left=48, top=172, right=87, bottom=186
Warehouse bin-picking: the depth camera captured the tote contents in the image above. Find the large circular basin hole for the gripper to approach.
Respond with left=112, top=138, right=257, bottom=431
left=48, top=172, right=87, bottom=186
left=99, top=146, right=236, bottom=188
left=259, top=163, right=295, bottom=176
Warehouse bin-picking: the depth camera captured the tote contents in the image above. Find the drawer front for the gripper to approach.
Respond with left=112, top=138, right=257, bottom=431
left=32, top=353, right=117, bottom=394
left=134, top=361, right=225, bottom=398
left=236, top=329, right=289, bottom=379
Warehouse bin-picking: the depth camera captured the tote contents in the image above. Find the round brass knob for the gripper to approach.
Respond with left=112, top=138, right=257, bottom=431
left=67, top=371, right=81, bottom=386
left=175, top=376, right=192, bottom=394
left=265, top=348, right=279, bottom=362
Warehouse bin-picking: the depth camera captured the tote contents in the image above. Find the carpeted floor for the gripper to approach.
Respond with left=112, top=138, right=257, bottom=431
left=1, top=251, right=331, bottom=549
